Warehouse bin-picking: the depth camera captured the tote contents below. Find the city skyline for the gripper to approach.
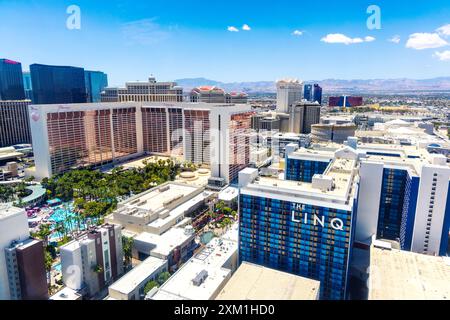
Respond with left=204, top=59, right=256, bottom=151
left=1, top=1, right=450, bottom=86
left=0, top=0, right=449, bottom=304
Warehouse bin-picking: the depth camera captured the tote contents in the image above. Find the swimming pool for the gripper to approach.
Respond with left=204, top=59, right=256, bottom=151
left=48, top=204, right=93, bottom=241
left=200, top=231, right=215, bottom=245
left=53, top=263, right=62, bottom=273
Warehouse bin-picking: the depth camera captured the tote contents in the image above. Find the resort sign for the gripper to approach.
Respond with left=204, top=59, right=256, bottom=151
left=291, top=203, right=345, bottom=231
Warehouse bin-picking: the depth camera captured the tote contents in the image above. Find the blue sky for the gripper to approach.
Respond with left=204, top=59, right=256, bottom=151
left=1, top=0, right=450, bottom=85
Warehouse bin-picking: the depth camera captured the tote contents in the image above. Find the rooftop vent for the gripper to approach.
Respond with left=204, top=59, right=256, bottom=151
left=193, top=270, right=209, bottom=287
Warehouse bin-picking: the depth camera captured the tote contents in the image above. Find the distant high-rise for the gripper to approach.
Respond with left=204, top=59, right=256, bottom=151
left=22, top=72, right=33, bottom=101
left=303, top=84, right=323, bottom=105
left=311, top=123, right=357, bottom=144
left=85, top=70, right=108, bottom=103
left=190, top=86, right=227, bottom=103
left=329, top=96, right=363, bottom=108
left=276, top=79, right=303, bottom=113
left=101, top=76, right=183, bottom=103
left=0, top=59, right=25, bottom=101
left=303, top=84, right=313, bottom=101
left=313, top=84, right=323, bottom=105
left=30, top=64, right=87, bottom=104
left=0, top=101, right=32, bottom=147
left=288, top=102, right=321, bottom=134
left=190, top=86, right=248, bottom=104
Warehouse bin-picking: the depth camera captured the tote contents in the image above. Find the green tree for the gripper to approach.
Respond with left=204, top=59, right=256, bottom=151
left=157, top=272, right=171, bottom=286
left=122, top=236, right=134, bottom=268
left=33, top=223, right=52, bottom=247
left=0, top=185, right=15, bottom=202
left=93, top=265, right=104, bottom=274
left=144, top=280, right=158, bottom=295
left=44, top=250, right=53, bottom=273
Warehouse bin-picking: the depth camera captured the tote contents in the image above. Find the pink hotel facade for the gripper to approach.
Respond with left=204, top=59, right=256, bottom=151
left=29, top=102, right=254, bottom=183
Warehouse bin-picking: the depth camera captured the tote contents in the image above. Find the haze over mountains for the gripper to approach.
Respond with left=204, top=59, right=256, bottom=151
left=175, top=77, right=450, bottom=94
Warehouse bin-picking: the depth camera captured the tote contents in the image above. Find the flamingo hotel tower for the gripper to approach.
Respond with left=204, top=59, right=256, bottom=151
left=28, top=102, right=254, bottom=185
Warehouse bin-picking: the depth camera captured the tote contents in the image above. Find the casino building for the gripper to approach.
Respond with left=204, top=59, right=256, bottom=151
left=238, top=141, right=450, bottom=300
left=239, top=146, right=360, bottom=300
left=29, top=102, right=254, bottom=184
left=355, top=143, right=450, bottom=257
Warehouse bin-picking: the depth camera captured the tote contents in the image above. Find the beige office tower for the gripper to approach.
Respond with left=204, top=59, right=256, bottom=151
left=289, top=102, right=321, bottom=134
left=101, top=77, right=183, bottom=103
left=276, top=79, right=303, bottom=113
left=311, top=123, right=357, bottom=144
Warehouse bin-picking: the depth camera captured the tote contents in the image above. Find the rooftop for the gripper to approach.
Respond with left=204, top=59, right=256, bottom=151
left=0, top=205, right=24, bottom=220
left=218, top=187, right=239, bottom=202
left=115, top=183, right=201, bottom=219
left=359, top=143, right=450, bottom=176
left=108, top=257, right=168, bottom=296
left=0, top=147, right=23, bottom=161
left=216, top=262, right=320, bottom=300
left=369, top=245, right=450, bottom=300
left=134, top=227, right=194, bottom=258
left=152, top=225, right=239, bottom=300
left=123, top=183, right=198, bottom=212
left=242, top=148, right=359, bottom=210
left=50, top=287, right=82, bottom=301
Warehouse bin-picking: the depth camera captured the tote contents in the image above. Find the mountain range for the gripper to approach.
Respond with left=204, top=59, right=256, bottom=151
left=174, top=77, right=450, bottom=94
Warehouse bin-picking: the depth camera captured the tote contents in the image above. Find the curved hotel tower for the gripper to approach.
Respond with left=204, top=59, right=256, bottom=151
left=29, top=102, right=254, bottom=185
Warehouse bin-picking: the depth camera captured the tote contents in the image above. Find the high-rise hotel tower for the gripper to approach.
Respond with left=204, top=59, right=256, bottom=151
left=29, top=102, right=254, bottom=184
left=239, top=146, right=360, bottom=300
left=276, top=79, right=303, bottom=113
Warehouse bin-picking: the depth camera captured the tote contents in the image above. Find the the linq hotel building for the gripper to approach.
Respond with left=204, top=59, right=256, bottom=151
left=238, top=143, right=450, bottom=300
left=238, top=146, right=360, bottom=300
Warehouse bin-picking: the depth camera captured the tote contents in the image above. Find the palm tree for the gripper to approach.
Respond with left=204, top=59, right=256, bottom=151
left=122, top=236, right=134, bottom=269
left=55, top=222, right=68, bottom=241
left=33, top=223, right=52, bottom=247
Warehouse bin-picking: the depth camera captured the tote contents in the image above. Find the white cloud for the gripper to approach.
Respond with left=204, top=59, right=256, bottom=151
left=242, top=24, right=251, bottom=31
left=227, top=26, right=239, bottom=32
left=321, top=33, right=374, bottom=45
left=292, top=30, right=303, bottom=36
left=437, top=24, right=450, bottom=37
left=406, top=33, right=448, bottom=50
left=389, top=35, right=401, bottom=44
left=121, top=18, right=173, bottom=46
left=434, top=50, right=450, bottom=61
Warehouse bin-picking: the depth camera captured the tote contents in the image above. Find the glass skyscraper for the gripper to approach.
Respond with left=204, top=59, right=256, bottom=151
left=377, top=168, right=408, bottom=240
left=303, top=84, right=313, bottom=101
left=239, top=148, right=359, bottom=300
left=30, top=64, right=87, bottom=104
left=85, top=71, right=108, bottom=103
left=0, top=59, right=25, bottom=101
left=22, top=72, right=33, bottom=101
left=286, top=158, right=330, bottom=183
left=239, top=195, right=356, bottom=300
left=313, top=84, right=323, bottom=105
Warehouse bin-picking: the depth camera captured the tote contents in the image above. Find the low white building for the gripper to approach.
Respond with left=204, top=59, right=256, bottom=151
left=133, top=227, right=196, bottom=270
left=60, top=224, right=123, bottom=298
left=151, top=224, right=239, bottom=300
left=108, top=257, right=168, bottom=300
left=106, top=182, right=213, bottom=235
